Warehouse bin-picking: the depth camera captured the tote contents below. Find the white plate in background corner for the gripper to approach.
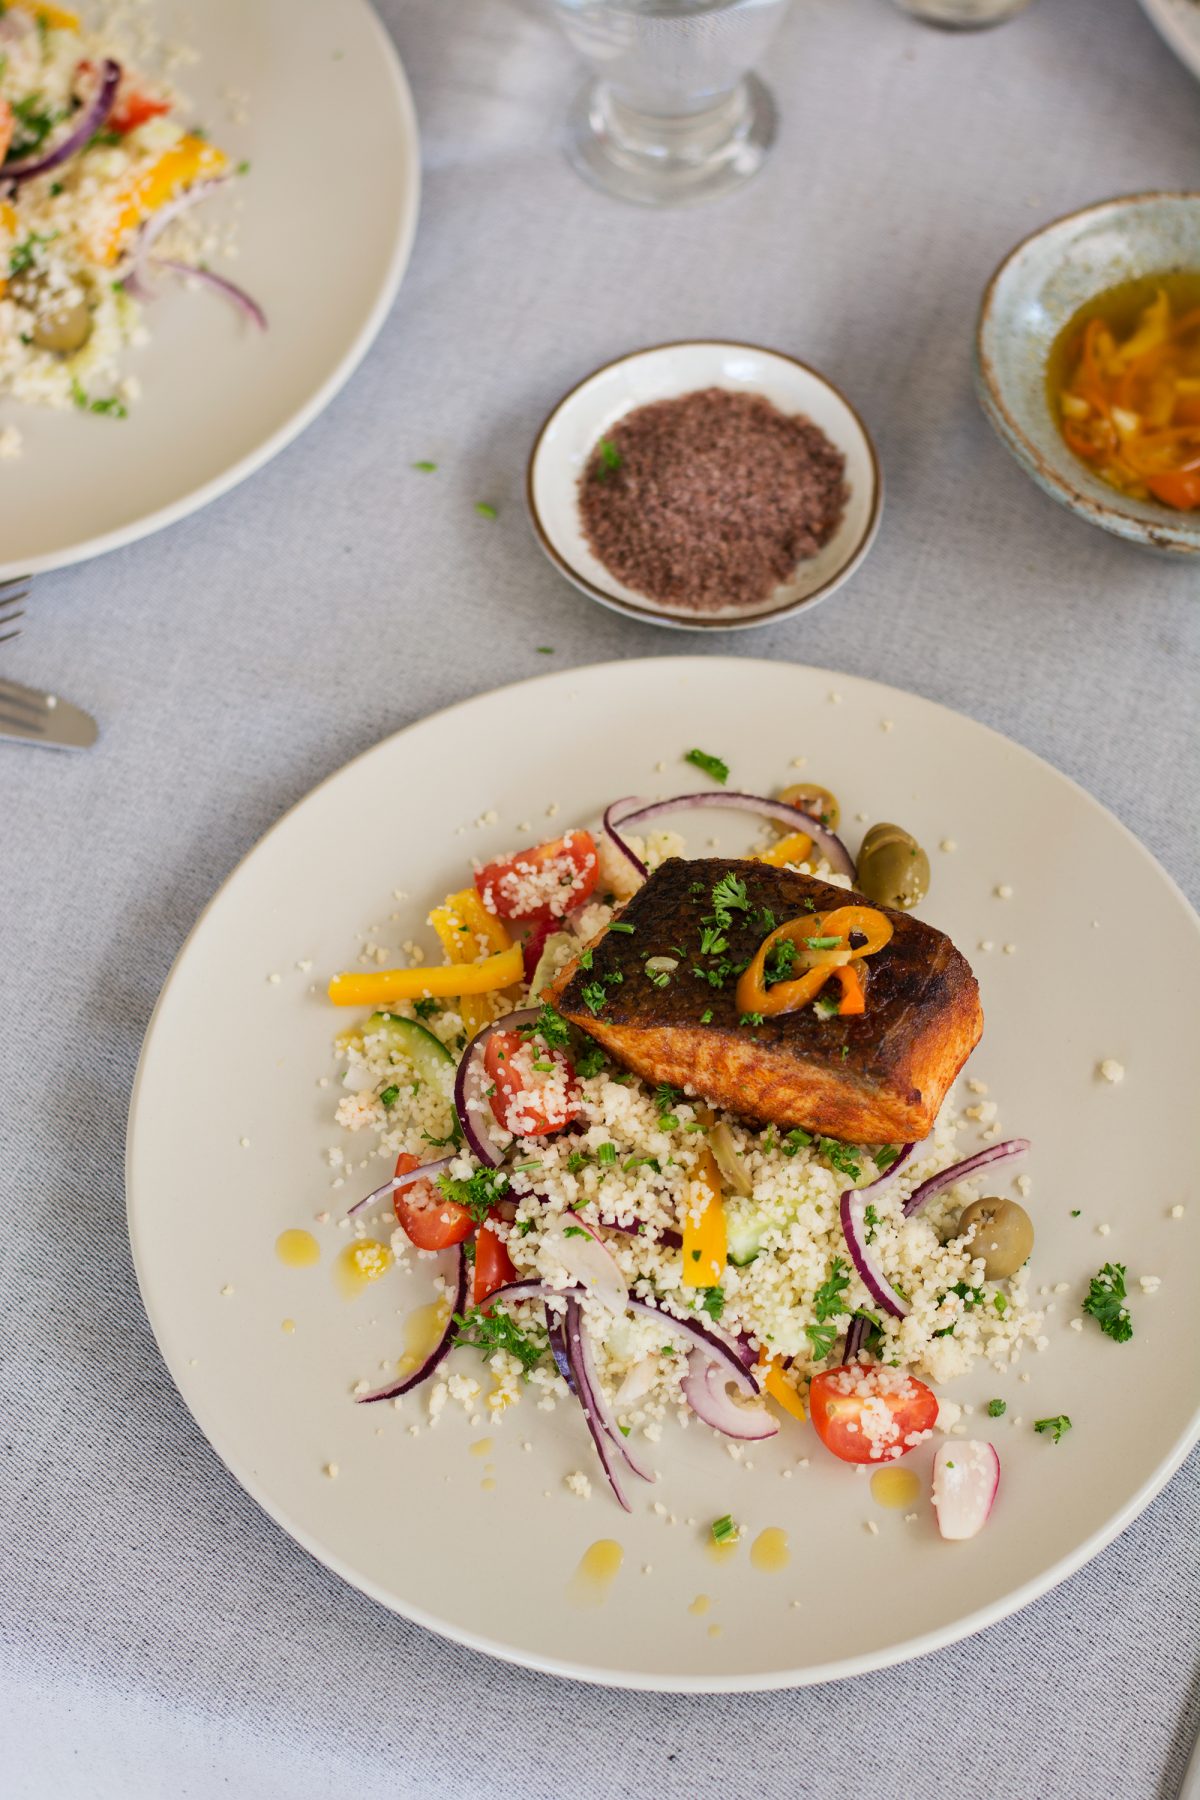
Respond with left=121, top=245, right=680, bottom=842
left=0, top=0, right=419, bottom=579
left=1140, top=0, right=1200, bottom=80
left=126, top=657, right=1200, bottom=1690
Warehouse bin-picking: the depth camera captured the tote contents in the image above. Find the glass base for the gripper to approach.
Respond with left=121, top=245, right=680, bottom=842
left=563, top=72, right=776, bottom=208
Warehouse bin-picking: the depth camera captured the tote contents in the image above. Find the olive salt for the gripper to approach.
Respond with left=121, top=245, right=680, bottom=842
left=957, top=1195, right=1034, bottom=1279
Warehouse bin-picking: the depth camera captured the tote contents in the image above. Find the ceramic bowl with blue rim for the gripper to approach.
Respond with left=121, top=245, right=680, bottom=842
left=976, top=191, right=1200, bottom=556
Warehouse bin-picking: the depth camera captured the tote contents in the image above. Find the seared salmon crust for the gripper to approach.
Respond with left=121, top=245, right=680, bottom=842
left=551, top=858, right=983, bottom=1143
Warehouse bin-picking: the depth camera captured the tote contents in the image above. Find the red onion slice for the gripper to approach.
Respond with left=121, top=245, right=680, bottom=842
left=113, top=177, right=229, bottom=282
left=346, top=1154, right=454, bottom=1220
left=356, top=1244, right=467, bottom=1404
left=571, top=1299, right=656, bottom=1482
left=839, top=1144, right=916, bottom=1321
left=903, top=1138, right=1031, bottom=1218
left=149, top=257, right=267, bottom=330
left=602, top=797, right=650, bottom=881
left=546, top=1315, right=574, bottom=1392
left=563, top=1298, right=632, bottom=1511
left=624, top=1294, right=759, bottom=1391
left=2, top=57, right=120, bottom=185
left=604, top=791, right=856, bottom=882
left=843, top=1312, right=871, bottom=1362
left=453, top=1007, right=542, bottom=1167
left=932, top=1439, right=1000, bottom=1540
left=681, top=1350, right=779, bottom=1440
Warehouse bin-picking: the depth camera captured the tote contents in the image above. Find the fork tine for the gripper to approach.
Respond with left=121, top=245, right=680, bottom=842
left=0, top=628, right=23, bottom=648
left=0, top=576, right=31, bottom=599
left=0, top=606, right=26, bottom=627
left=0, top=680, right=44, bottom=715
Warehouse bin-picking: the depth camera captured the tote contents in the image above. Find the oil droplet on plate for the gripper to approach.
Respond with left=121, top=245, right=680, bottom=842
left=706, top=1536, right=740, bottom=1564
left=707, top=1623, right=722, bottom=1639
left=568, top=1539, right=623, bottom=1607
left=397, top=1299, right=450, bottom=1373
left=470, top=1437, right=494, bottom=1459
left=750, top=1527, right=790, bottom=1573
left=480, top=1477, right=496, bottom=1492
left=335, top=1239, right=392, bottom=1298
left=871, top=1466, right=921, bottom=1510
left=281, top=1318, right=296, bottom=1335
left=688, top=1594, right=711, bottom=1616
left=276, top=1228, right=319, bottom=1268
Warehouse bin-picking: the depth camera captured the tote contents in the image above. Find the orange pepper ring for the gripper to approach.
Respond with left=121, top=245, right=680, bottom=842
left=734, top=907, right=892, bottom=1018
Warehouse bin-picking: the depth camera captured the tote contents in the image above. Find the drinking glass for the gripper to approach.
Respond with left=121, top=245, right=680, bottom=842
left=547, top=0, right=794, bottom=207
left=891, top=0, right=1033, bottom=27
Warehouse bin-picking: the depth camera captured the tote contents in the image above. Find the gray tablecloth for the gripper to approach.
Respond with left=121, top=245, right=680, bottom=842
left=3, top=0, right=1199, bottom=1794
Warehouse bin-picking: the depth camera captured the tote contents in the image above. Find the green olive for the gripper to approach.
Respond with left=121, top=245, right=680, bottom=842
left=957, top=1195, right=1034, bottom=1279
left=778, top=782, right=840, bottom=832
left=856, top=822, right=930, bottom=910
left=9, top=270, right=93, bottom=355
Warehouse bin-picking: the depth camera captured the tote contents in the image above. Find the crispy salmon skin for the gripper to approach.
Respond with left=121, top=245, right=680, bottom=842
left=550, top=858, right=982, bottom=1143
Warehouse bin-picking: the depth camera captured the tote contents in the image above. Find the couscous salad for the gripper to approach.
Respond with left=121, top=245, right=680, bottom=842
left=0, top=0, right=260, bottom=437
left=324, top=772, right=1041, bottom=1543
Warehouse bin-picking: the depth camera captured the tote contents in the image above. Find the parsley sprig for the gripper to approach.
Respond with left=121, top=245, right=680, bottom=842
left=1034, top=1414, right=1072, bottom=1444
left=452, top=1305, right=544, bottom=1374
left=685, top=748, right=730, bottom=785
left=519, top=1003, right=571, bottom=1050
left=1082, top=1263, right=1132, bottom=1341
left=805, top=1256, right=850, bottom=1359
left=436, top=1167, right=510, bottom=1224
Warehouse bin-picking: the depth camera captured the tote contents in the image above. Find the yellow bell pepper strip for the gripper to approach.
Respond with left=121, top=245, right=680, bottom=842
left=681, top=1147, right=727, bottom=1289
left=758, top=1356, right=807, bottom=1423
left=328, top=943, right=523, bottom=1009
left=756, top=830, right=813, bottom=869
left=10, top=2, right=80, bottom=28
left=429, top=889, right=514, bottom=1035
left=0, top=200, right=16, bottom=300
left=88, top=134, right=229, bottom=266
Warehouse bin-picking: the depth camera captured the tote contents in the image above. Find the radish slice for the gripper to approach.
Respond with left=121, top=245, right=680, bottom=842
left=540, top=1217, right=628, bottom=1311
left=682, top=1351, right=779, bottom=1440
left=931, top=1440, right=1001, bottom=1540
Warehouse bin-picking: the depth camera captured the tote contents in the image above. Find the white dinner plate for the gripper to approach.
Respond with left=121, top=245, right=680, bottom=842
left=0, top=0, right=418, bottom=579
left=1140, top=0, right=1200, bottom=80
left=127, top=658, right=1200, bottom=1691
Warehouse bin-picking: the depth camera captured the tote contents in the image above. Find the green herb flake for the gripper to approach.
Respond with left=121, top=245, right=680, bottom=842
left=575, top=1044, right=607, bottom=1079
left=739, top=1012, right=764, bottom=1028
left=987, top=1399, right=1006, bottom=1418
left=781, top=1127, right=812, bottom=1156
left=804, top=935, right=842, bottom=951
left=608, top=921, right=635, bottom=934
left=1034, top=1414, right=1072, bottom=1444
left=1070, top=1209, right=1081, bottom=1218
left=474, top=501, right=497, bottom=520
left=412, top=459, right=437, bottom=472
left=563, top=1225, right=589, bottom=1239
left=710, top=1513, right=738, bottom=1545
left=596, top=1143, right=617, bottom=1166
left=579, top=947, right=594, bottom=971
left=700, top=1286, right=725, bottom=1322
left=700, top=1008, right=713, bottom=1024
left=412, top=997, right=438, bottom=1020
left=805, top=1256, right=850, bottom=1359
left=519, top=1003, right=571, bottom=1050
left=596, top=435, right=622, bottom=476
left=863, top=1203, right=880, bottom=1246
left=580, top=980, right=609, bottom=1016
left=1082, top=1262, right=1133, bottom=1342
left=378, top=1084, right=400, bottom=1107
left=685, top=748, right=730, bottom=785
left=436, top=1166, right=510, bottom=1225
left=452, top=1305, right=543, bottom=1374
left=819, top=1138, right=863, bottom=1182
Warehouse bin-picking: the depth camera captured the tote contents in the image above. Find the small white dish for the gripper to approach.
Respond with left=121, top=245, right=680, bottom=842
left=526, top=342, right=882, bottom=630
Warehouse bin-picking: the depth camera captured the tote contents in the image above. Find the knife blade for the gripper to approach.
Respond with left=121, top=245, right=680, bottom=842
left=0, top=677, right=98, bottom=750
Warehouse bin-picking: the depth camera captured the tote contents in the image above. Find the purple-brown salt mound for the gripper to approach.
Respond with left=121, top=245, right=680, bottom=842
left=577, top=387, right=848, bottom=613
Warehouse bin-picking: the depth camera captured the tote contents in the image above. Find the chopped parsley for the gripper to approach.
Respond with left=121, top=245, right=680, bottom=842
left=781, top=1127, right=812, bottom=1156
left=436, top=1166, right=509, bottom=1224
left=474, top=501, right=497, bottom=519
left=813, top=992, right=840, bottom=1021
left=412, top=459, right=437, bottom=472
left=9, top=94, right=59, bottom=159
left=819, top=1138, right=863, bottom=1182
left=566, top=1150, right=591, bottom=1174
left=987, top=1399, right=1006, bottom=1418
left=804, top=935, right=841, bottom=951
left=1034, top=1414, right=1072, bottom=1444
left=596, top=436, right=622, bottom=476
left=646, top=967, right=672, bottom=988
left=685, top=747, right=730, bottom=785
left=739, top=1012, right=764, bottom=1028
left=623, top=1154, right=660, bottom=1174
left=1082, top=1262, right=1133, bottom=1342
left=575, top=1043, right=607, bottom=1079
left=699, top=1286, right=725, bottom=1321
left=1070, top=1208, right=1081, bottom=1218
left=580, top=980, right=609, bottom=1016
left=763, top=937, right=798, bottom=986
left=8, top=229, right=56, bottom=278
left=70, top=378, right=127, bottom=419
left=412, top=997, right=439, bottom=1020
left=874, top=1145, right=901, bottom=1173
left=709, top=871, right=749, bottom=924
left=536, top=646, right=554, bottom=654
left=700, top=1008, right=713, bottom=1024
left=596, top=1142, right=617, bottom=1165
left=805, top=1256, right=850, bottom=1359
left=710, top=1513, right=739, bottom=1545
left=608, top=921, right=635, bottom=934
left=452, top=1306, right=543, bottom=1374
left=579, top=947, right=594, bottom=971
left=563, top=1226, right=589, bottom=1239
left=863, top=1203, right=880, bottom=1246
left=519, top=1003, right=571, bottom=1050
left=699, top=923, right=728, bottom=957
left=378, top=1084, right=400, bottom=1107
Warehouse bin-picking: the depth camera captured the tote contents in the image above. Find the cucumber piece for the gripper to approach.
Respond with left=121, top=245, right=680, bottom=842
left=363, top=1012, right=454, bottom=1088
left=530, top=930, right=577, bottom=1000
left=725, top=1204, right=769, bottom=1268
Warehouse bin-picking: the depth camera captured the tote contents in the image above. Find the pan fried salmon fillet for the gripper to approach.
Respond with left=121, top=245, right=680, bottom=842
left=550, top=858, right=982, bottom=1143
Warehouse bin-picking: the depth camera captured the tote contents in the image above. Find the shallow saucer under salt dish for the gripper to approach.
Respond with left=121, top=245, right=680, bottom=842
left=526, top=342, right=882, bottom=630
left=976, top=191, right=1200, bottom=556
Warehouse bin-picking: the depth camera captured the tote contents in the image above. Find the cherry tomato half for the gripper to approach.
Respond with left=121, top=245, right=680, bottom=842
left=392, top=1151, right=473, bottom=1250
left=483, top=1030, right=579, bottom=1137
left=78, top=61, right=171, bottom=134
left=473, top=1218, right=516, bottom=1307
left=808, top=1362, right=938, bottom=1465
left=475, top=830, right=599, bottom=924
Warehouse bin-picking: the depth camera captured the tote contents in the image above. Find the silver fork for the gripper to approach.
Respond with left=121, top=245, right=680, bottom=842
left=0, top=574, right=31, bottom=646
left=0, top=575, right=99, bottom=751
